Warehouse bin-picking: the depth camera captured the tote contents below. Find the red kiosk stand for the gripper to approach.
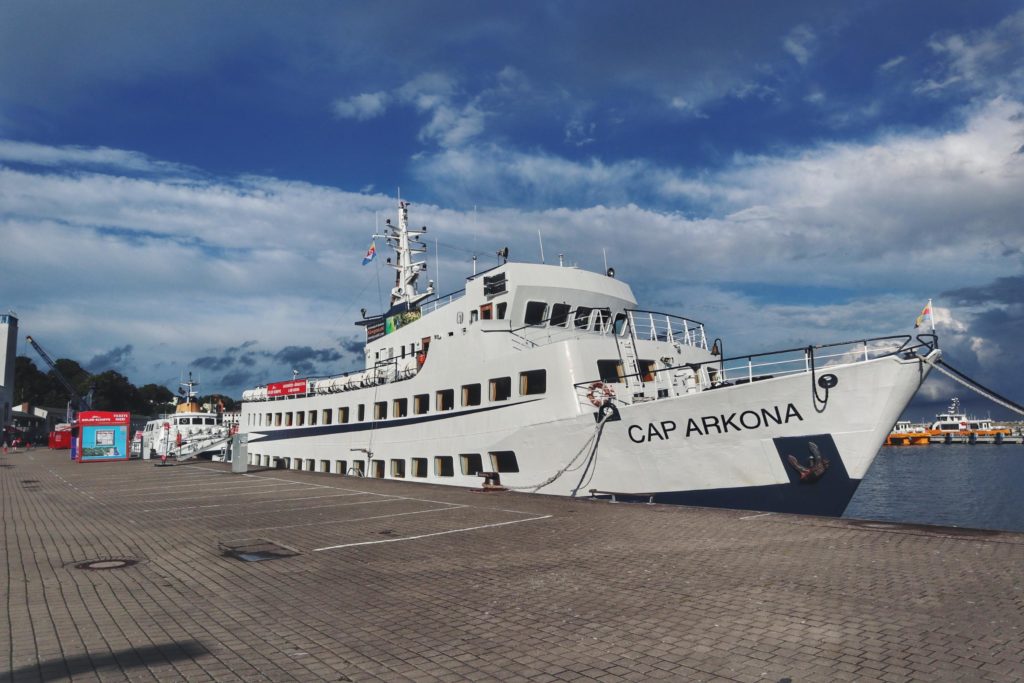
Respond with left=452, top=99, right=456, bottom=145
left=76, top=411, right=131, bottom=463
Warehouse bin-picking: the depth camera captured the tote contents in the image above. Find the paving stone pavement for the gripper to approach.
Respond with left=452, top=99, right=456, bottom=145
left=2, top=447, right=1023, bottom=682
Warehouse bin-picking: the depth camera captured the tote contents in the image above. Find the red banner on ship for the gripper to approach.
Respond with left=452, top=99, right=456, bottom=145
left=267, top=379, right=308, bottom=397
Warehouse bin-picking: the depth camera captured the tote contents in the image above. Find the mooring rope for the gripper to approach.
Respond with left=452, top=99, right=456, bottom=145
left=502, top=410, right=612, bottom=492
left=930, top=358, right=1024, bottom=418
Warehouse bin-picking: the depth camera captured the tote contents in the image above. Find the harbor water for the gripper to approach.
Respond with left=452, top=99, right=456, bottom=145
left=844, top=443, right=1024, bottom=532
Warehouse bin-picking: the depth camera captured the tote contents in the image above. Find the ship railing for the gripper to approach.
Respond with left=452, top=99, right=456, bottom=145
left=624, top=309, right=708, bottom=349
left=418, top=288, right=467, bottom=314
left=574, top=333, right=937, bottom=409
left=488, top=308, right=706, bottom=350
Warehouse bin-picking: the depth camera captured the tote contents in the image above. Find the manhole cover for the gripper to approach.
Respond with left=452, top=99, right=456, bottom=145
left=219, top=538, right=300, bottom=562
left=73, top=559, right=141, bottom=571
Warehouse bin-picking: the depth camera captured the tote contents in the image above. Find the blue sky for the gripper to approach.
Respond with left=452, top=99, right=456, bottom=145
left=1, top=1, right=1022, bottom=419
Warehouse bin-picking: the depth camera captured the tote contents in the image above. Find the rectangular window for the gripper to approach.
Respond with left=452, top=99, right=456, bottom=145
left=357, top=404, right=366, bottom=421
left=480, top=303, right=493, bottom=320
left=483, top=271, right=507, bottom=295
left=460, top=453, right=483, bottom=476
left=496, top=302, right=508, bottom=319
left=411, top=457, right=428, bottom=478
left=320, top=459, right=330, bottom=473
left=374, top=401, right=387, bottom=420
left=434, top=456, right=454, bottom=477
left=265, top=412, right=272, bottom=426
left=462, top=383, right=481, bottom=407
left=295, top=411, right=304, bottom=426
left=285, top=412, right=293, bottom=426
left=393, top=398, right=408, bottom=418
left=371, top=460, right=385, bottom=478
left=274, top=413, right=282, bottom=426
left=597, top=360, right=624, bottom=383
left=308, top=410, right=317, bottom=426
left=524, top=301, right=547, bottom=325
left=338, top=460, right=353, bottom=475
left=574, top=306, right=593, bottom=329
left=436, top=389, right=454, bottom=411
left=490, top=451, right=520, bottom=473
left=391, top=459, right=406, bottom=478
left=339, top=406, right=350, bottom=424
left=489, top=377, right=512, bottom=401
left=550, top=303, right=570, bottom=327
left=640, top=359, right=657, bottom=382
left=414, top=394, right=430, bottom=415
left=322, top=408, right=333, bottom=425
left=520, top=369, right=547, bottom=395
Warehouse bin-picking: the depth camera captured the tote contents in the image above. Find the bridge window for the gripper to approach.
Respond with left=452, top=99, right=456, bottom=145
left=575, top=306, right=593, bottom=329
left=524, top=301, right=547, bottom=325
left=550, top=303, right=570, bottom=327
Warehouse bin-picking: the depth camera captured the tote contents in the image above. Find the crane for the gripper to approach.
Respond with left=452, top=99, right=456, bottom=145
left=25, top=335, right=92, bottom=419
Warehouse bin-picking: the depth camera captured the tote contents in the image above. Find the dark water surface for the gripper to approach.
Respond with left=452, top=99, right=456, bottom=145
left=844, top=443, right=1024, bottom=532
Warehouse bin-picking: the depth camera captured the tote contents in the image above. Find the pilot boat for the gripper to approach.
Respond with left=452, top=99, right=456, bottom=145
left=238, top=200, right=940, bottom=516
left=139, top=375, right=233, bottom=461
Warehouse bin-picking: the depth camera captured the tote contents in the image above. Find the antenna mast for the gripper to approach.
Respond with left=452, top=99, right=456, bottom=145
left=375, top=200, right=434, bottom=308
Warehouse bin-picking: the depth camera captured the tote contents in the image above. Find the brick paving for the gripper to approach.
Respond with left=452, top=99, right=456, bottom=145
left=2, top=447, right=1024, bottom=682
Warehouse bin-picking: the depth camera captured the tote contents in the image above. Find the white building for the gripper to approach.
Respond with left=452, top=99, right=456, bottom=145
left=0, top=312, right=18, bottom=430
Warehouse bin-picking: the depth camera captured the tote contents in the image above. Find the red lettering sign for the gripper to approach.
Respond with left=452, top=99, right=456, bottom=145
left=267, top=379, right=308, bottom=397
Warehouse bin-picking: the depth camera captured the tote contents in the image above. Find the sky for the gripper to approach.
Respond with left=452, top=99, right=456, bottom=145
left=1, top=1, right=1022, bottom=420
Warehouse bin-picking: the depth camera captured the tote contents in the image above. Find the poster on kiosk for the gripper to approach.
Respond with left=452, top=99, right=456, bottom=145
left=77, top=411, right=131, bottom=463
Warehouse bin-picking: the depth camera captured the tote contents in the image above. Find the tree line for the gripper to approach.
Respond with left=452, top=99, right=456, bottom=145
left=14, top=356, right=237, bottom=418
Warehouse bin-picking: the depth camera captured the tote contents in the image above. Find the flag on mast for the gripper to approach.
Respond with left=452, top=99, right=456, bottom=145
left=914, top=299, right=934, bottom=330
left=361, top=240, right=377, bottom=265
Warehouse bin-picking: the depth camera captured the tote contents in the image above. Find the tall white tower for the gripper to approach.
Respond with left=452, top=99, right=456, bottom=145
left=0, top=312, right=17, bottom=429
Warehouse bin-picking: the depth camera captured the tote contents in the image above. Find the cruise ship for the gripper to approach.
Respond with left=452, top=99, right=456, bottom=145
left=239, top=200, right=940, bottom=516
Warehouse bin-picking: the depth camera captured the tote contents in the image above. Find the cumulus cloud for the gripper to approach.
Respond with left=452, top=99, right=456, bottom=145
left=915, top=9, right=1024, bottom=96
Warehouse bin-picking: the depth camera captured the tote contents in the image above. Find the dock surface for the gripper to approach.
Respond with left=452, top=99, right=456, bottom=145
left=3, top=449, right=1024, bottom=682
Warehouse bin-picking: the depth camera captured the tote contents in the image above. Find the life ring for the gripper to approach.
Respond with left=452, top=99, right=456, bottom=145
left=587, top=381, right=615, bottom=407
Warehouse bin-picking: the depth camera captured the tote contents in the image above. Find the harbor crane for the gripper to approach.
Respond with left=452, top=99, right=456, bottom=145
left=25, top=335, right=92, bottom=420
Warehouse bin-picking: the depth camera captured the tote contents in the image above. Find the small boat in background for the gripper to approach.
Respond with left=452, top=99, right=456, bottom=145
left=927, top=397, right=1011, bottom=439
left=884, top=420, right=931, bottom=446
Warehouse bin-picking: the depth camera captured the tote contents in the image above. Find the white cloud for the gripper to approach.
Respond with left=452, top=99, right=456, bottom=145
left=0, top=139, right=189, bottom=173
left=332, top=92, right=390, bottom=120
left=916, top=9, right=1024, bottom=97
left=879, top=55, right=906, bottom=72
left=783, top=25, right=817, bottom=66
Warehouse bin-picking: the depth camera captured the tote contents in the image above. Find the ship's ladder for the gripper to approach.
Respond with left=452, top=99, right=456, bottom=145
left=614, top=313, right=646, bottom=396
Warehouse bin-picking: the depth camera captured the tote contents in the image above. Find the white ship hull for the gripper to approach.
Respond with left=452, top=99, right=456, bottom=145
left=240, top=200, right=937, bottom=516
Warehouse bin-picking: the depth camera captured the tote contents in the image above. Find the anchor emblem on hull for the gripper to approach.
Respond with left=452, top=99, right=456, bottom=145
left=786, top=441, right=830, bottom=483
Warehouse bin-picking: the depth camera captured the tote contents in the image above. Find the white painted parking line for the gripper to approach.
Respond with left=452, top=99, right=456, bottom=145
left=313, top=514, right=553, bottom=551
left=739, top=512, right=775, bottom=520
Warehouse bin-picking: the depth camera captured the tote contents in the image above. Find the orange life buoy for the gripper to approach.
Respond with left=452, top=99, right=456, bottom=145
left=586, top=381, right=615, bottom=407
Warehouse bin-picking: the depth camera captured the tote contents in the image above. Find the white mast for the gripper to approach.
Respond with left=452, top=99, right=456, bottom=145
left=375, top=200, right=434, bottom=308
